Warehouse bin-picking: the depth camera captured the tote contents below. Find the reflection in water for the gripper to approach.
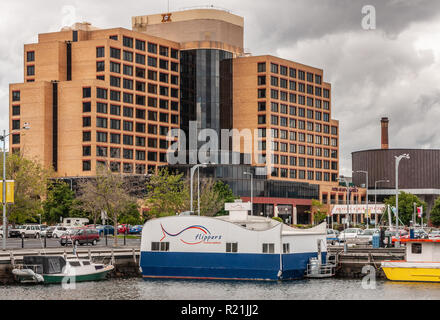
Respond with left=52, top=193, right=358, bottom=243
left=1, top=278, right=440, bottom=300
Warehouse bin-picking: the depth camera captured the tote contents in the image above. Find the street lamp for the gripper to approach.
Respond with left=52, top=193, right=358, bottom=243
left=374, top=179, right=389, bottom=229
left=1, top=123, right=30, bottom=251
left=190, top=163, right=216, bottom=216
left=338, top=176, right=349, bottom=253
left=244, top=171, right=253, bottom=216
left=395, top=154, right=410, bottom=246
left=354, top=170, right=368, bottom=229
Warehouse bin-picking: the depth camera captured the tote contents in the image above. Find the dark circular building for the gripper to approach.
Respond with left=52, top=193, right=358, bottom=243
left=352, top=118, right=440, bottom=219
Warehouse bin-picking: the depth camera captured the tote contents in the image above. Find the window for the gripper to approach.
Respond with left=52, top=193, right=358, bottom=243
left=83, top=131, right=91, bottom=142
left=110, top=47, right=121, bottom=59
left=110, top=90, right=121, bottom=102
left=283, top=243, right=290, bottom=253
left=123, top=107, right=133, bottom=118
left=83, top=87, right=91, bottom=98
left=123, top=36, right=133, bottom=48
left=110, top=62, right=121, bottom=73
left=12, top=134, right=20, bottom=145
left=97, top=103, right=107, bottom=114
left=110, top=105, right=121, bottom=116
left=258, top=75, right=266, bottom=86
left=96, top=132, right=108, bottom=143
left=12, top=105, right=20, bottom=116
left=110, top=119, right=120, bottom=130
left=159, top=59, right=168, bottom=70
left=97, top=88, right=108, bottom=99
left=27, top=51, right=35, bottom=62
left=83, top=161, right=91, bottom=171
left=148, top=42, right=157, bottom=54
left=136, top=53, right=146, bottom=65
left=258, top=62, right=266, bottom=73
left=97, top=146, right=108, bottom=157
left=123, top=65, right=133, bottom=76
left=83, top=102, right=91, bottom=113
left=110, top=76, right=121, bottom=87
left=136, top=137, right=146, bottom=147
left=262, top=243, right=275, bottom=253
left=12, top=91, right=21, bottom=102
left=111, top=133, right=121, bottom=144
left=96, top=47, right=105, bottom=58
left=289, top=68, right=296, bottom=78
left=123, top=149, right=133, bottom=159
left=136, top=39, right=146, bottom=51
left=159, top=46, right=169, bottom=57
left=123, top=93, right=133, bottom=104
left=148, top=56, right=157, bottom=67
left=123, top=51, right=133, bottom=62
left=226, top=243, right=238, bottom=253
left=82, top=117, right=91, bottom=127
left=171, top=49, right=179, bottom=59
left=27, top=65, right=35, bottom=76
left=411, top=243, right=422, bottom=254
left=123, top=135, right=133, bottom=145
left=271, top=63, right=278, bottom=74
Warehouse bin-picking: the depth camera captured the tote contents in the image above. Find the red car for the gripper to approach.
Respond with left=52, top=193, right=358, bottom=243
left=60, top=228, right=100, bottom=246
left=118, top=224, right=130, bottom=234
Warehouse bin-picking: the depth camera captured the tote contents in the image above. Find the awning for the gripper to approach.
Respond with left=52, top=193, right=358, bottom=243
left=331, top=204, right=386, bottom=215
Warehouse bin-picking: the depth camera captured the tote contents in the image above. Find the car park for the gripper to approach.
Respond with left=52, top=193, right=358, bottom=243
left=118, top=224, right=130, bottom=234
left=9, top=225, right=25, bottom=238
left=51, top=226, right=69, bottom=238
left=41, top=226, right=54, bottom=238
left=60, top=228, right=100, bottom=246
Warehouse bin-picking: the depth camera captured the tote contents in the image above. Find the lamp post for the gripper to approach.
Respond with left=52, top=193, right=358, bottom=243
left=395, top=154, right=410, bottom=247
left=355, top=170, right=369, bottom=229
left=244, top=171, right=253, bottom=216
left=374, top=179, right=389, bottom=229
left=2, top=123, right=30, bottom=251
left=190, top=163, right=216, bottom=216
left=338, top=176, right=349, bottom=253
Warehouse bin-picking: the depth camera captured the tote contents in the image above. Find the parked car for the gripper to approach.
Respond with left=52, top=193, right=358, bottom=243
left=357, top=229, right=380, bottom=244
left=20, top=224, right=42, bottom=238
left=338, top=228, right=363, bottom=242
left=9, top=225, right=26, bottom=238
left=118, top=224, right=130, bottom=234
left=96, top=225, right=115, bottom=236
left=60, top=228, right=100, bottom=246
left=429, top=230, right=440, bottom=238
left=0, top=228, right=3, bottom=239
left=129, top=225, right=143, bottom=234
left=41, top=226, right=54, bottom=238
left=326, top=229, right=340, bottom=245
left=51, top=226, right=69, bottom=238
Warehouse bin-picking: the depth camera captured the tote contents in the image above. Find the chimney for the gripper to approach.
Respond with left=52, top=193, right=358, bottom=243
left=381, top=117, right=389, bottom=149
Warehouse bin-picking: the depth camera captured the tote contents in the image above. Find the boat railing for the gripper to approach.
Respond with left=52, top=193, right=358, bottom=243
left=305, top=263, right=335, bottom=277
left=14, top=264, right=43, bottom=274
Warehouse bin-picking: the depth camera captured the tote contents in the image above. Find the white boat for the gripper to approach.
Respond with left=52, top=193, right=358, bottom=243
left=139, top=210, right=328, bottom=281
left=12, top=255, right=114, bottom=284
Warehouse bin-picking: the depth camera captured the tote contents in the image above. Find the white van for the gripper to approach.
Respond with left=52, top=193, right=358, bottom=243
left=62, top=218, right=89, bottom=227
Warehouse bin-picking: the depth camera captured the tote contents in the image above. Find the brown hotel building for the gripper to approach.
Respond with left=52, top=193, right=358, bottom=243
left=9, top=9, right=365, bottom=223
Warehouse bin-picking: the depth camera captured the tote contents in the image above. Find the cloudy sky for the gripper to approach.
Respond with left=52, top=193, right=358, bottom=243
left=2, top=0, right=440, bottom=176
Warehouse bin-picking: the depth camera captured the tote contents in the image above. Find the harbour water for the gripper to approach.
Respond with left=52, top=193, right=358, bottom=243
left=1, top=278, right=440, bottom=300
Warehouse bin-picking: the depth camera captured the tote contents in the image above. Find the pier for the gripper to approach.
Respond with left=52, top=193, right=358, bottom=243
left=0, top=247, right=141, bottom=284
left=329, top=246, right=405, bottom=279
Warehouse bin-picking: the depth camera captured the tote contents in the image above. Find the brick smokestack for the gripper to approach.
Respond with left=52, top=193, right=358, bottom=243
left=381, top=117, right=389, bottom=149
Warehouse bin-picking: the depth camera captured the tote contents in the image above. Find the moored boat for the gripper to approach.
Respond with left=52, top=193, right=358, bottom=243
left=139, top=207, right=327, bottom=281
left=382, top=238, right=440, bottom=282
left=12, top=255, right=114, bottom=284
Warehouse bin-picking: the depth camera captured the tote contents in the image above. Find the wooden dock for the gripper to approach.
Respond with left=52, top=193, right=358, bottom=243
left=0, top=247, right=141, bottom=284
left=328, top=246, right=406, bottom=279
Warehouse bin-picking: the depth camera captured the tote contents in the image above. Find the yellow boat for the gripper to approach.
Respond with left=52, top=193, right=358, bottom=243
left=382, top=238, right=440, bottom=282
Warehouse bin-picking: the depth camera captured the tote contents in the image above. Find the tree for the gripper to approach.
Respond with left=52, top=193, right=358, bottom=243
left=2, top=153, right=52, bottom=225
left=429, top=197, right=440, bottom=227
left=145, top=168, right=189, bottom=218
left=43, top=181, right=80, bottom=225
left=384, top=192, right=426, bottom=226
left=213, top=181, right=238, bottom=216
left=118, top=201, right=142, bottom=225
left=307, top=199, right=327, bottom=225
left=75, top=165, right=137, bottom=245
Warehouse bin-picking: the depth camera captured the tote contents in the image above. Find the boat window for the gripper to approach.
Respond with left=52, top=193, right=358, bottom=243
left=151, top=242, right=160, bottom=251
left=82, top=261, right=91, bottom=265
left=226, top=242, right=238, bottom=253
left=411, top=243, right=422, bottom=254
left=160, top=242, right=169, bottom=252
left=283, top=243, right=290, bottom=253
left=263, top=243, right=275, bottom=254
left=69, top=261, right=81, bottom=267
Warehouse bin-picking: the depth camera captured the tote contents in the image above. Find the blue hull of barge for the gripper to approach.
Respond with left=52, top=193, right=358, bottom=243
left=140, top=251, right=326, bottom=281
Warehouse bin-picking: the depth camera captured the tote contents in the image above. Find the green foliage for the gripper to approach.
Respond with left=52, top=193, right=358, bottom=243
left=429, top=197, right=440, bottom=227
left=383, top=192, right=426, bottom=226
left=307, top=199, right=328, bottom=225
left=145, top=168, right=189, bottom=217
left=213, top=181, right=238, bottom=216
left=272, top=217, right=283, bottom=223
left=2, top=153, right=52, bottom=224
left=118, top=202, right=142, bottom=225
left=43, top=181, right=80, bottom=224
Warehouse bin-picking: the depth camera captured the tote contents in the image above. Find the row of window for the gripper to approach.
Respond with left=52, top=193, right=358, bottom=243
left=271, top=168, right=338, bottom=182
left=104, top=58, right=176, bottom=75
left=109, top=74, right=179, bottom=90
left=258, top=62, right=323, bottom=85
left=150, top=242, right=290, bottom=254
left=259, top=76, right=327, bottom=97
left=83, top=160, right=158, bottom=173
left=269, top=155, right=338, bottom=169
left=256, top=144, right=338, bottom=158
left=258, top=115, right=332, bottom=128
left=263, top=103, right=335, bottom=124
left=82, top=126, right=172, bottom=144
left=258, top=89, right=330, bottom=107
left=107, top=36, right=178, bottom=59
left=84, top=145, right=168, bottom=159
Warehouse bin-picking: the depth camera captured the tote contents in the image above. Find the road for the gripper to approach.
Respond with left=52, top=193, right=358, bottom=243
left=0, top=236, right=141, bottom=250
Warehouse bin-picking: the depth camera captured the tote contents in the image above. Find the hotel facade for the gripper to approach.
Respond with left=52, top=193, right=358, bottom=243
left=9, top=9, right=366, bottom=224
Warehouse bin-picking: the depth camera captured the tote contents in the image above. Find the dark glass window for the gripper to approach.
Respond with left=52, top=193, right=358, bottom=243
left=136, top=39, right=146, bottom=51
left=83, top=102, right=91, bottom=113
left=83, top=161, right=91, bottom=171
left=96, top=61, right=105, bottom=72
left=123, top=36, right=133, bottom=48
left=12, top=91, right=20, bottom=101
left=27, top=51, right=35, bottom=62
left=83, top=131, right=91, bottom=142
left=148, top=42, right=157, bottom=54
left=96, top=47, right=105, bottom=58
left=110, top=47, right=121, bottom=59
left=12, top=105, right=20, bottom=116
